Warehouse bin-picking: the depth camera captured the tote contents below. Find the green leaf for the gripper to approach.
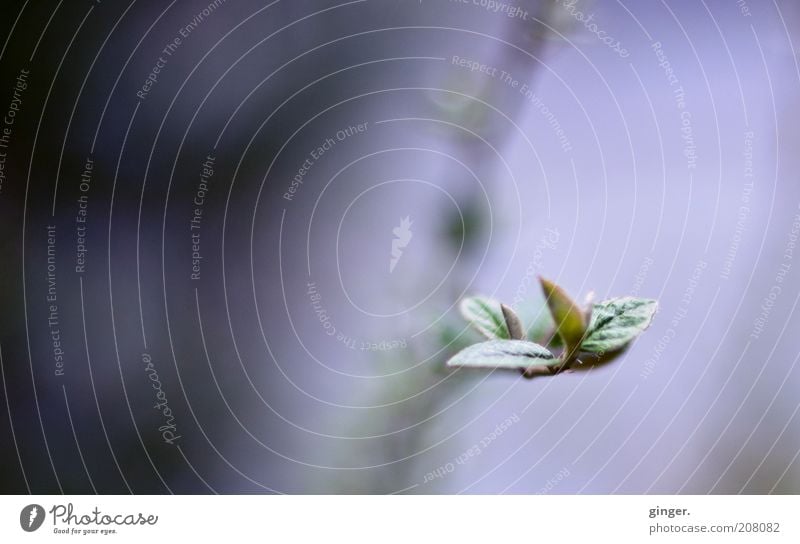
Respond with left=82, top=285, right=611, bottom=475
left=580, top=297, right=658, bottom=353
left=459, top=296, right=509, bottom=340
left=539, top=277, right=586, bottom=350
left=446, top=339, right=557, bottom=371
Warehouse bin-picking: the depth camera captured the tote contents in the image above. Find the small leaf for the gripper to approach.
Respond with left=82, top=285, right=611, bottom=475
left=580, top=297, right=658, bottom=353
left=446, top=339, right=557, bottom=371
left=582, top=291, right=596, bottom=326
left=459, top=296, right=509, bottom=340
left=539, top=277, right=586, bottom=350
left=501, top=304, right=525, bottom=340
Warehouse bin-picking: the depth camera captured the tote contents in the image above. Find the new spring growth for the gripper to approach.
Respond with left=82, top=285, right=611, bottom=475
left=447, top=277, right=658, bottom=379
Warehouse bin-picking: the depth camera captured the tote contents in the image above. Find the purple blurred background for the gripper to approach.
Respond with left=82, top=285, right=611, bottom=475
left=0, top=0, right=798, bottom=494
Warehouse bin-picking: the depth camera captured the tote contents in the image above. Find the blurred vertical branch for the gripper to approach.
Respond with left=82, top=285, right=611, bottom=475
left=321, top=1, right=573, bottom=493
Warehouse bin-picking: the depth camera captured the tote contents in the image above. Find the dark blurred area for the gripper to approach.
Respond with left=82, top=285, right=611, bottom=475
left=1, top=0, right=799, bottom=494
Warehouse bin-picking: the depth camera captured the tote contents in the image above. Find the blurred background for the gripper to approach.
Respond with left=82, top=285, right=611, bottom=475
left=1, top=0, right=799, bottom=494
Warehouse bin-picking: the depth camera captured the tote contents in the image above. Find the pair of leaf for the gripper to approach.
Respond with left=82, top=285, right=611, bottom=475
left=448, top=279, right=657, bottom=376
left=457, top=295, right=562, bottom=346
